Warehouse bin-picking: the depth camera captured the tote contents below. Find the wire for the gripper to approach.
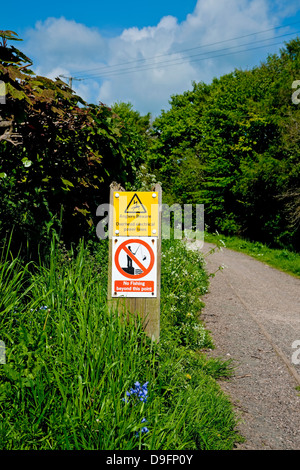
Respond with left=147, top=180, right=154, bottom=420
left=76, top=31, right=300, bottom=80
left=70, top=20, right=300, bottom=78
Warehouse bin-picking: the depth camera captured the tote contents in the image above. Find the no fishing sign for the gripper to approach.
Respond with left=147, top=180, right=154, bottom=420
left=112, top=237, right=157, bottom=297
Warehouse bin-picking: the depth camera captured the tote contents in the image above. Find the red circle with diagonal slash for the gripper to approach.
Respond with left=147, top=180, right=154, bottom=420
left=114, top=239, right=155, bottom=279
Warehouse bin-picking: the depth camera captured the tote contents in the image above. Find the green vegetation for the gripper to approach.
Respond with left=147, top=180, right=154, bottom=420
left=148, top=38, right=300, bottom=253
left=0, top=236, right=240, bottom=450
left=0, top=32, right=151, bottom=259
left=205, top=231, right=300, bottom=278
left=1, top=29, right=299, bottom=450
left=1, top=31, right=299, bottom=257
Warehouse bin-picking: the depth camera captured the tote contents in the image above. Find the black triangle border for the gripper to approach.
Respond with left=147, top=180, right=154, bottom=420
left=125, top=193, right=147, bottom=214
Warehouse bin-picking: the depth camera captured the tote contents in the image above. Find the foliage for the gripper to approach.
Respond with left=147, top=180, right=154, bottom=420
left=0, top=237, right=240, bottom=450
left=0, top=32, right=146, bottom=259
left=111, top=102, right=152, bottom=189
left=1, top=30, right=300, bottom=256
left=147, top=38, right=300, bottom=251
left=160, top=238, right=212, bottom=350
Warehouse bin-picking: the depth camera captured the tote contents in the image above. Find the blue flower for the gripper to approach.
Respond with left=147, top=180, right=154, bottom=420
left=135, top=418, right=149, bottom=437
left=124, top=381, right=149, bottom=403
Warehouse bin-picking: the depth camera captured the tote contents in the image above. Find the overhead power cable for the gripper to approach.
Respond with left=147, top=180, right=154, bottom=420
left=70, top=20, right=300, bottom=78
left=74, top=30, right=300, bottom=80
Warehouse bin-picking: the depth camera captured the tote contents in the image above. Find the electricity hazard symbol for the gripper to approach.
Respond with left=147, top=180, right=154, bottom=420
left=112, top=237, right=157, bottom=297
left=125, top=194, right=147, bottom=214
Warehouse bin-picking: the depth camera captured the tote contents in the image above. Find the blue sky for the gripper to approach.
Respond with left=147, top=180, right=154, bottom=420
left=2, top=1, right=300, bottom=116
left=3, top=1, right=198, bottom=37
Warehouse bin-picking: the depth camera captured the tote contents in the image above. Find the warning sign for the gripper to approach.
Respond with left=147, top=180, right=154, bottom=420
left=125, top=193, right=147, bottom=214
left=113, top=191, right=159, bottom=237
left=112, top=237, right=157, bottom=297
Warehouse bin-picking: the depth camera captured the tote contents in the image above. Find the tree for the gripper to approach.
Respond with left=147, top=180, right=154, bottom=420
left=111, top=102, right=152, bottom=188
left=147, top=38, right=300, bottom=250
left=0, top=31, right=136, bottom=257
left=148, top=82, right=210, bottom=205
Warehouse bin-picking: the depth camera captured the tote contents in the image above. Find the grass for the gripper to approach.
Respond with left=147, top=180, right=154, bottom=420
left=0, top=235, right=241, bottom=450
left=205, top=231, right=300, bottom=279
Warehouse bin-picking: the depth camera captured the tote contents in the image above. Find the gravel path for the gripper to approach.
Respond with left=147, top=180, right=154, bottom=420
left=188, top=240, right=300, bottom=450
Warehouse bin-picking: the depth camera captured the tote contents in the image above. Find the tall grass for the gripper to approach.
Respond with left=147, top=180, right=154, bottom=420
left=0, top=236, right=241, bottom=450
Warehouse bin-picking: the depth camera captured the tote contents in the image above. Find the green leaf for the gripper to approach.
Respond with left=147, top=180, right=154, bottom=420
left=61, top=178, right=74, bottom=187
left=0, top=30, right=22, bottom=42
left=22, top=158, right=32, bottom=168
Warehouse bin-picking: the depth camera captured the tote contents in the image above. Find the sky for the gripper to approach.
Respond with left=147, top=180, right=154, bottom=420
left=2, top=0, right=300, bottom=116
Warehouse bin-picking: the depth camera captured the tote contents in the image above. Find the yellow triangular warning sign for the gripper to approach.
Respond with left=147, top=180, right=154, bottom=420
left=125, top=193, right=147, bottom=214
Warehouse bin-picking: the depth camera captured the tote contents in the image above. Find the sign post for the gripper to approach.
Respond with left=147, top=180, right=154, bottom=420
left=107, top=183, right=162, bottom=342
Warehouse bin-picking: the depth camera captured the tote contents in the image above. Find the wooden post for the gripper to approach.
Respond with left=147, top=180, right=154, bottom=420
left=107, top=182, right=161, bottom=342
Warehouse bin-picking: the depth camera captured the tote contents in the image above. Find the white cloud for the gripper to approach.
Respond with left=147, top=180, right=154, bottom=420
left=24, top=17, right=107, bottom=70
left=21, top=0, right=297, bottom=116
